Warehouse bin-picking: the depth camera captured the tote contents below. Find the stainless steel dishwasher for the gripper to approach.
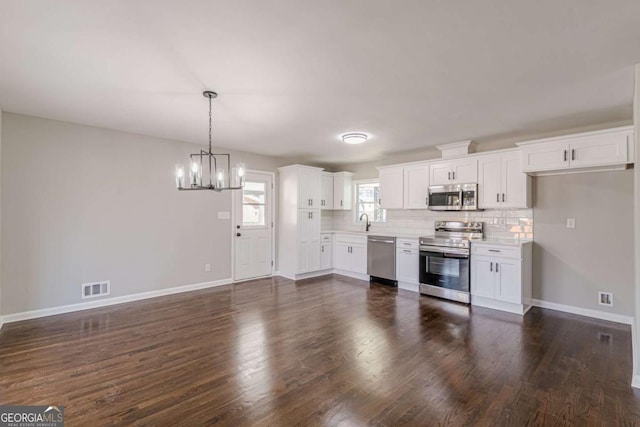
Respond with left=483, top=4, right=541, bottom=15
left=367, top=235, right=397, bottom=285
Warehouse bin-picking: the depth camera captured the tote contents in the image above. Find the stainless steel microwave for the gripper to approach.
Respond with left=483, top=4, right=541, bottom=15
left=428, top=183, right=480, bottom=211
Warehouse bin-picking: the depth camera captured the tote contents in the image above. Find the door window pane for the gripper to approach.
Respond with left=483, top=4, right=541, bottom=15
left=242, top=181, right=267, bottom=227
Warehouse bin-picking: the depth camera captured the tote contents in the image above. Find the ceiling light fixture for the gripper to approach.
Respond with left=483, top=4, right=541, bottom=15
left=175, top=91, right=245, bottom=192
left=341, top=132, right=368, bottom=145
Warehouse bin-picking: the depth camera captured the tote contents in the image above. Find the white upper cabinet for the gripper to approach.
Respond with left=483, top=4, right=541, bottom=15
left=320, top=173, right=334, bottom=210
left=403, top=163, right=430, bottom=209
left=378, top=165, right=404, bottom=209
left=319, top=172, right=352, bottom=210
left=569, top=131, right=630, bottom=168
left=478, top=151, right=530, bottom=209
left=429, top=162, right=452, bottom=186
left=429, top=158, right=478, bottom=185
left=297, top=167, right=322, bottom=208
left=501, top=151, right=530, bottom=208
left=520, top=141, right=570, bottom=173
left=518, top=126, right=634, bottom=175
left=333, top=172, right=353, bottom=210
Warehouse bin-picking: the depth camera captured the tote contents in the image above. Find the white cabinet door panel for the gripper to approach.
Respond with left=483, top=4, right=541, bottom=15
left=379, top=167, right=404, bottom=209
left=478, top=155, right=502, bottom=209
left=333, top=243, right=351, bottom=271
left=471, top=255, right=495, bottom=298
left=321, top=173, right=334, bottom=210
left=451, top=158, right=478, bottom=183
left=298, top=242, right=309, bottom=273
left=502, top=151, right=529, bottom=208
left=351, top=245, right=368, bottom=274
left=429, top=162, right=452, bottom=185
left=569, top=132, right=629, bottom=168
left=308, top=242, right=321, bottom=272
left=396, top=248, right=419, bottom=284
left=521, top=142, right=570, bottom=172
left=495, top=258, right=521, bottom=304
left=403, top=164, right=429, bottom=209
left=320, top=243, right=332, bottom=270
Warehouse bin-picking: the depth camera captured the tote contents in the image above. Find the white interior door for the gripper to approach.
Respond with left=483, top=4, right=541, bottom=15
left=234, top=172, right=273, bottom=281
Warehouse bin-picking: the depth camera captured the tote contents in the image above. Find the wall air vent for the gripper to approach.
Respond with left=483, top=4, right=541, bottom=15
left=82, top=281, right=110, bottom=299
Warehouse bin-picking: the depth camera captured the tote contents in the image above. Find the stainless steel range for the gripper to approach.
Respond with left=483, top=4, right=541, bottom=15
left=419, top=220, right=484, bottom=303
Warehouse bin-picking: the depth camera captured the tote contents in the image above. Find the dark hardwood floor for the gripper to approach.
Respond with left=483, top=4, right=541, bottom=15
left=1, top=274, right=639, bottom=426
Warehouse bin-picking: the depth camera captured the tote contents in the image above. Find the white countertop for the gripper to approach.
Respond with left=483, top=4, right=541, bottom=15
left=322, top=230, right=532, bottom=246
left=472, top=238, right=533, bottom=247
left=321, top=230, right=424, bottom=239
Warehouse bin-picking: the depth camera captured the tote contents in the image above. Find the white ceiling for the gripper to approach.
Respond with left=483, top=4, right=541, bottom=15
left=1, top=1, right=639, bottom=164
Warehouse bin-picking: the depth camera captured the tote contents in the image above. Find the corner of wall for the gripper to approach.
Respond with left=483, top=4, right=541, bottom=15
left=632, top=64, right=640, bottom=388
left=0, top=108, right=3, bottom=326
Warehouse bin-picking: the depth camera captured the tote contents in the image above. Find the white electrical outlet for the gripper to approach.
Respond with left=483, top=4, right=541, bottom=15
left=566, top=218, right=576, bottom=229
left=218, top=211, right=230, bottom=220
left=205, top=263, right=211, bottom=272
left=598, top=291, right=613, bottom=307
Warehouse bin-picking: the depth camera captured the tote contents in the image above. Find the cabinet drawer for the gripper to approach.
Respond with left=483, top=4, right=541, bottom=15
left=472, top=244, right=522, bottom=259
left=396, top=239, right=419, bottom=249
left=321, top=234, right=332, bottom=242
left=334, top=234, right=367, bottom=245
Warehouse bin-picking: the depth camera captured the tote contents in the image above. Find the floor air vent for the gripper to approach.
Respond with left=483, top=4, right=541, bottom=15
left=82, top=281, right=110, bottom=299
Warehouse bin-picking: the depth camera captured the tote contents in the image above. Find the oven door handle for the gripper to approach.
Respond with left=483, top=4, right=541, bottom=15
left=420, top=246, right=469, bottom=257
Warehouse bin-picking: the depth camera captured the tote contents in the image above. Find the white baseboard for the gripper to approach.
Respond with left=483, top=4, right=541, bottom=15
left=277, top=270, right=333, bottom=281
left=332, top=269, right=369, bottom=282
left=1, top=278, right=233, bottom=325
left=472, top=295, right=529, bottom=315
left=532, top=299, right=634, bottom=325
left=632, top=375, right=640, bottom=389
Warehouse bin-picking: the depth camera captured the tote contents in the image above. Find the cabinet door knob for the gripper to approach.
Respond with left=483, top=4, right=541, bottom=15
left=497, top=193, right=500, bottom=203
left=452, top=171, right=456, bottom=180
left=496, top=263, right=499, bottom=273
left=448, top=171, right=451, bottom=180
left=571, top=149, right=575, bottom=161
left=564, top=150, right=568, bottom=162
left=490, top=262, right=493, bottom=272
left=236, top=232, right=242, bottom=237
left=502, top=193, right=505, bottom=202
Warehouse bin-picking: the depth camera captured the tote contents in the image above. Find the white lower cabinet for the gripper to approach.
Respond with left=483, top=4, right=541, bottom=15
left=470, top=242, right=532, bottom=315
left=396, top=238, right=419, bottom=291
left=320, top=234, right=332, bottom=270
left=333, top=234, right=367, bottom=277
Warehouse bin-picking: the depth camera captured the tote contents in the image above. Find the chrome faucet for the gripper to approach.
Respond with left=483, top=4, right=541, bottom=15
left=359, top=213, right=371, bottom=232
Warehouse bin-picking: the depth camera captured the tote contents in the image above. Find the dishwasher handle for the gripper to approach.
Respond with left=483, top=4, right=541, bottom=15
left=368, top=238, right=395, bottom=244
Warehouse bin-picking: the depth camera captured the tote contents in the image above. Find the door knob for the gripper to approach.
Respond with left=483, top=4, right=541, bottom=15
left=236, top=225, right=241, bottom=229
left=236, top=232, right=242, bottom=237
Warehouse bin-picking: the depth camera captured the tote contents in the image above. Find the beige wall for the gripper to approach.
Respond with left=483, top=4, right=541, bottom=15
left=0, top=113, right=287, bottom=315
left=533, top=170, right=635, bottom=316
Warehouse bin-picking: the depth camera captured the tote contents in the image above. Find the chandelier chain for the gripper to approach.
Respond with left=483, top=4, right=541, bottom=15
left=208, top=94, right=213, bottom=153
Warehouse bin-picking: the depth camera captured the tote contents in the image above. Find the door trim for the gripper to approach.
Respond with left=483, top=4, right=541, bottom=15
left=231, top=169, right=276, bottom=282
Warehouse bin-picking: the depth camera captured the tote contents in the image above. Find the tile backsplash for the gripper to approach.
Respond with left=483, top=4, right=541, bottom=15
left=322, top=209, right=533, bottom=240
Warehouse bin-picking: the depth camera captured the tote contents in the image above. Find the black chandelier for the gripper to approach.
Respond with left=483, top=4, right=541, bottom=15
left=175, top=91, right=245, bottom=191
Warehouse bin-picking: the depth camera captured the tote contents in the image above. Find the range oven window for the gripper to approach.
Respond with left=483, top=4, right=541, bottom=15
left=428, top=257, right=460, bottom=278
left=419, top=250, right=470, bottom=293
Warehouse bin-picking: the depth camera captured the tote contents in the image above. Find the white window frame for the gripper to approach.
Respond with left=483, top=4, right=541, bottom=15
left=353, top=178, right=387, bottom=223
